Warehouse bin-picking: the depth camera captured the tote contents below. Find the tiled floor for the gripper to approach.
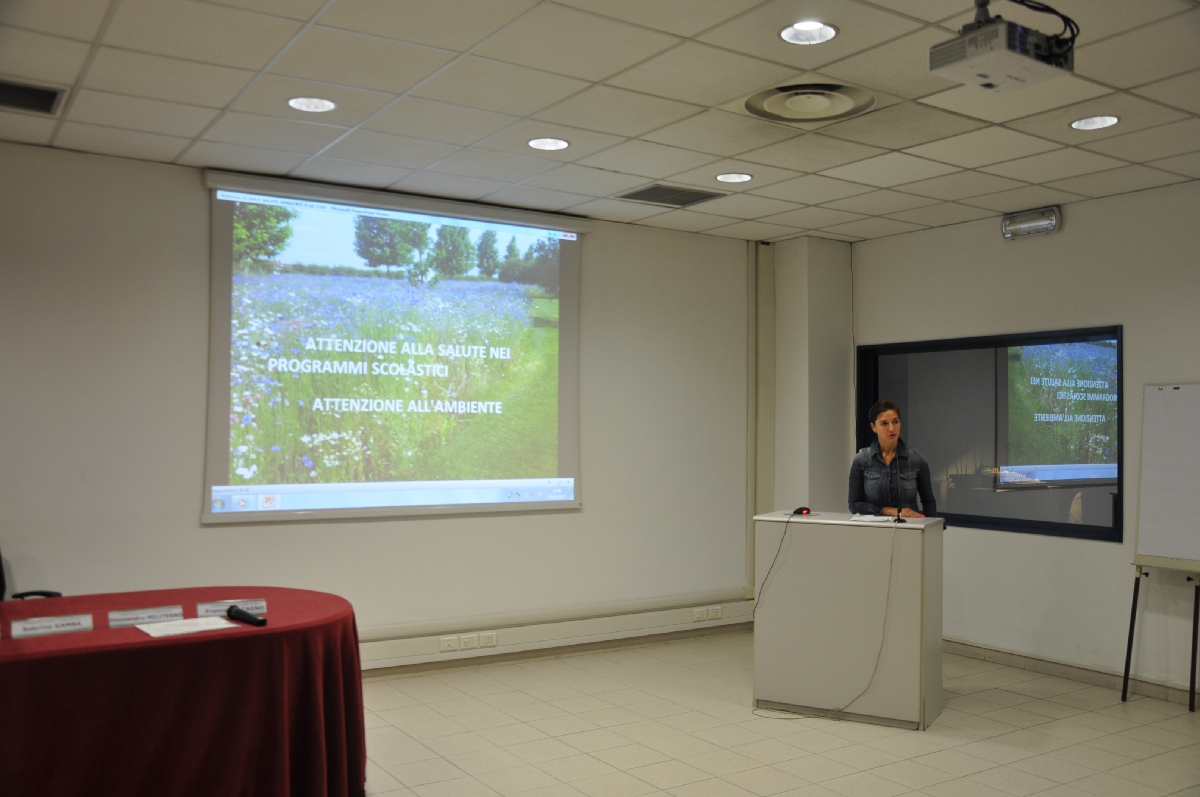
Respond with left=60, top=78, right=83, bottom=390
left=360, top=630, right=1200, bottom=797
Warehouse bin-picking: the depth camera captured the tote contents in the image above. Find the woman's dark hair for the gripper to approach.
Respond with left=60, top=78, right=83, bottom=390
left=868, top=399, right=901, bottom=425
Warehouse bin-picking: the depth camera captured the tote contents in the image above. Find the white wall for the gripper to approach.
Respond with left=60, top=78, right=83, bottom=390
left=852, top=181, right=1200, bottom=690
left=0, top=143, right=751, bottom=633
left=772, top=236, right=854, bottom=513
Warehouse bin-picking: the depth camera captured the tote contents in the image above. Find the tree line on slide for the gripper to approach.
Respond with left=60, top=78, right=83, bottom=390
left=233, top=203, right=559, bottom=295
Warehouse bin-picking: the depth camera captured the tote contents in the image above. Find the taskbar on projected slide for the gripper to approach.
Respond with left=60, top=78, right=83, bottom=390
left=210, top=478, right=575, bottom=513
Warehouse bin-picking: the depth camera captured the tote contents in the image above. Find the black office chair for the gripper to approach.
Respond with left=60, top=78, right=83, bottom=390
left=0, top=544, right=62, bottom=600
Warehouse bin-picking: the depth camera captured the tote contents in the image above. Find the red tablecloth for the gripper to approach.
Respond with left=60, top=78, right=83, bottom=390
left=0, top=586, right=366, bottom=797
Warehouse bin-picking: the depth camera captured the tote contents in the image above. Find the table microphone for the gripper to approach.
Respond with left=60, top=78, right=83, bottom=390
left=227, top=605, right=268, bottom=627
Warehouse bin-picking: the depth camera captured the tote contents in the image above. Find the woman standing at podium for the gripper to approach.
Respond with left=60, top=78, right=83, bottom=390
left=848, top=400, right=937, bottom=518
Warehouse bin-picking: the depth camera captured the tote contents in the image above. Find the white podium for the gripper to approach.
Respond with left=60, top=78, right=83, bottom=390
left=752, top=511, right=943, bottom=730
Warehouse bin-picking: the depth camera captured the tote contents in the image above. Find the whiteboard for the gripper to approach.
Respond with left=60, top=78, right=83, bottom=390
left=1135, top=383, right=1200, bottom=570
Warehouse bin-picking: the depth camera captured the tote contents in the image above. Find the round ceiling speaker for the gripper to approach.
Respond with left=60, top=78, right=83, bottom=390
left=745, top=83, right=875, bottom=122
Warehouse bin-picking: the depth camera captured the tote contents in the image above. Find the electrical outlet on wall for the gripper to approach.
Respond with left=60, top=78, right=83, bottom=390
left=460, top=633, right=479, bottom=650
left=479, top=631, right=497, bottom=647
left=707, top=606, right=722, bottom=619
left=692, top=607, right=707, bottom=622
left=439, top=636, right=459, bottom=652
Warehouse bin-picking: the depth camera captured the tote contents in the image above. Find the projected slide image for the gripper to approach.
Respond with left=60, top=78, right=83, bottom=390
left=224, top=192, right=565, bottom=489
left=1004, top=341, right=1118, bottom=483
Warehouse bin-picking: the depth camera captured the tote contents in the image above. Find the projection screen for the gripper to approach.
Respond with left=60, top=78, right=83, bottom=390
left=201, top=174, right=582, bottom=523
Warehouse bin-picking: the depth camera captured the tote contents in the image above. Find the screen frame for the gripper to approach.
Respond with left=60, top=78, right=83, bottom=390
left=855, top=325, right=1123, bottom=543
left=200, top=172, right=586, bottom=524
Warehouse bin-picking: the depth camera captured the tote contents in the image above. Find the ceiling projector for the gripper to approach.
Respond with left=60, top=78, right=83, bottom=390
left=930, top=0, right=1078, bottom=92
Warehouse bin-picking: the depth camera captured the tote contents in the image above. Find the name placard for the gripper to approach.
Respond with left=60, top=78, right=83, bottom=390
left=108, top=606, right=185, bottom=628
left=12, top=613, right=94, bottom=639
left=197, top=599, right=267, bottom=618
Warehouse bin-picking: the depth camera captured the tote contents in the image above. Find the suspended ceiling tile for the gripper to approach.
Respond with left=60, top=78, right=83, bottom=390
left=1132, top=69, right=1200, bottom=115
left=697, top=0, right=922, bottom=71
left=203, top=112, right=348, bottom=155
left=961, top=185, right=1086, bottom=213
left=290, top=157, right=412, bottom=188
left=822, top=189, right=939, bottom=216
left=231, top=76, right=396, bottom=128
left=820, top=101, right=986, bottom=150
left=637, top=208, right=741, bottom=232
left=641, top=110, right=799, bottom=158
left=702, top=220, right=804, bottom=241
left=666, top=159, right=800, bottom=193
left=473, top=4, right=678, bottom=82
left=819, top=28, right=961, bottom=100
left=83, top=48, right=255, bottom=108
left=179, top=140, right=309, bottom=173
left=486, top=184, right=593, bottom=212
left=694, top=193, right=801, bottom=220
left=269, top=27, right=455, bottom=96
left=394, top=172, right=510, bottom=201
left=103, top=0, right=301, bottom=71
left=739, top=133, right=886, bottom=172
left=1075, top=9, right=1200, bottom=89
left=885, top=202, right=996, bottom=227
left=474, top=121, right=625, bottom=162
left=980, top=148, right=1125, bottom=182
left=1079, top=118, right=1200, bottom=162
left=808, top=231, right=863, bottom=242
left=605, top=43, right=797, bottom=107
left=320, top=0, right=536, bottom=51
left=570, top=198, right=666, bottom=222
left=553, top=0, right=763, bottom=38
left=55, top=122, right=191, bottom=162
left=202, top=0, right=325, bottom=21
left=0, top=109, right=56, bottom=145
left=412, top=56, right=590, bottom=117
left=904, top=127, right=1062, bottom=168
left=429, top=148, right=559, bottom=183
left=533, top=86, right=702, bottom=138
left=821, top=152, right=960, bottom=187
left=820, top=216, right=926, bottom=239
left=364, top=98, right=516, bottom=147
left=750, top=174, right=874, bottom=204
left=864, top=0, right=970, bottom=23
left=760, top=205, right=866, bottom=229
left=67, top=90, right=219, bottom=138
left=578, top=140, right=719, bottom=179
left=940, top=0, right=1193, bottom=46
left=322, top=130, right=460, bottom=169
left=0, top=0, right=111, bottom=41
left=0, top=26, right=89, bottom=85
left=919, top=76, right=1111, bottom=123
left=893, top=170, right=1026, bottom=200
left=1005, top=93, right=1190, bottom=145
left=524, top=165, right=649, bottom=197
left=1147, top=151, right=1200, bottom=178
left=1043, top=164, right=1189, bottom=198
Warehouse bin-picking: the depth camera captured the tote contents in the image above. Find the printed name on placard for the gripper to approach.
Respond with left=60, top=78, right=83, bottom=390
left=196, top=599, right=267, bottom=618
left=108, top=606, right=185, bottom=628
left=11, top=613, right=94, bottom=639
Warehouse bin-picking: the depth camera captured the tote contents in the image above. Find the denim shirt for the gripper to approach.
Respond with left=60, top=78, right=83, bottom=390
left=847, top=439, right=937, bottom=516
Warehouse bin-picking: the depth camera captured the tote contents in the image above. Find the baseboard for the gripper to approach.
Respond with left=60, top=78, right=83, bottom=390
left=945, top=638, right=1194, bottom=707
left=359, top=599, right=754, bottom=670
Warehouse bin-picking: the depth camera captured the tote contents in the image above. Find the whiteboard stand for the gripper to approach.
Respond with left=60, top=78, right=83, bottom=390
left=1125, top=384, right=1200, bottom=712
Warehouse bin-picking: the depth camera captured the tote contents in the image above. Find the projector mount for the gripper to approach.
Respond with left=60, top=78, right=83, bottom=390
left=962, top=0, right=1079, bottom=68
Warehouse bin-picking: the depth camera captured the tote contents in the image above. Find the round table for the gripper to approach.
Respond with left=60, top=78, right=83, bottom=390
left=0, top=586, right=366, bottom=797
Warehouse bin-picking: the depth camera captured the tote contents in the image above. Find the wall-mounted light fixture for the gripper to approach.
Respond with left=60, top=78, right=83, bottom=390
left=1001, top=206, right=1060, bottom=239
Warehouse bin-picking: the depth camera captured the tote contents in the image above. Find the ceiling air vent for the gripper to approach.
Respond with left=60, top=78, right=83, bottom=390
left=745, top=83, right=874, bottom=123
left=0, top=80, right=65, bottom=115
left=617, top=184, right=724, bottom=208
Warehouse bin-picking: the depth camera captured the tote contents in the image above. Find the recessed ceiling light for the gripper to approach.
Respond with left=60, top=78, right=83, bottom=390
left=528, top=138, right=569, bottom=151
left=288, top=97, right=337, bottom=113
left=716, top=173, right=752, bottom=183
left=1070, top=115, right=1119, bottom=131
left=781, top=20, right=837, bottom=45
